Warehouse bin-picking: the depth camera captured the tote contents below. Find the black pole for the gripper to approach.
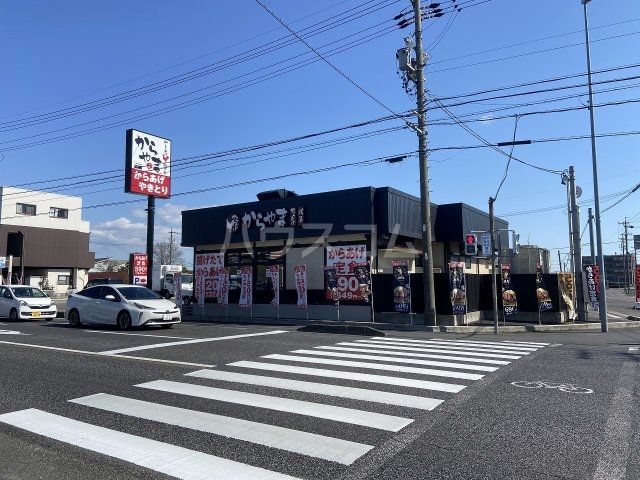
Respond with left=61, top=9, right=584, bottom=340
left=19, top=230, right=25, bottom=285
left=146, top=195, right=155, bottom=290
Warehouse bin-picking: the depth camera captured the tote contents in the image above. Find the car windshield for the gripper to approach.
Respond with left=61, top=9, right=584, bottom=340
left=117, top=287, right=162, bottom=300
left=181, top=274, right=193, bottom=283
left=11, top=287, right=46, bottom=298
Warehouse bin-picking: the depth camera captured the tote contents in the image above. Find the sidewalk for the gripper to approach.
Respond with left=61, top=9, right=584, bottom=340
left=181, top=312, right=640, bottom=334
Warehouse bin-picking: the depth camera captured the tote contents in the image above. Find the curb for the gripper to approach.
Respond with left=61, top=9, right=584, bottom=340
left=297, top=324, right=385, bottom=336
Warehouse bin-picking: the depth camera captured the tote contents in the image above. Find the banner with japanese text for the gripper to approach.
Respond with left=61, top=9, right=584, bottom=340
left=125, top=129, right=171, bottom=198
left=195, top=253, right=224, bottom=305
left=584, top=264, right=600, bottom=311
left=535, top=264, right=553, bottom=312
left=449, top=262, right=467, bottom=315
left=501, top=264, right=517, bottom=316
left=325, top=244, right=369, bottom=301
left=266, top=265, right=280, bottom=307
left=558, top=273, right=575, bottom=319
left=216, top=268, right=229, bottom=306
left=324, top=266, right=339, bottom=303
left=130, top=253, right=148, bottom=286
left=636, top=265, right=640, bottom=305
left=239, top=266, right=252, bottom=308
left=294, top=264, right=308, bottom=309
left=392, top=261, right=411, bottom=313
left=174, top=272, right=183, bottom=306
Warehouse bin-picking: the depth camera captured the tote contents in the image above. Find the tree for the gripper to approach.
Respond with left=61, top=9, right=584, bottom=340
left=153, top=241, right=185, bottom=265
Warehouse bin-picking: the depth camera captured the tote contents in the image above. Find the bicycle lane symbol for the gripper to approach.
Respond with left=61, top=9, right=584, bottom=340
left=511, top=381, right=594, bottom=394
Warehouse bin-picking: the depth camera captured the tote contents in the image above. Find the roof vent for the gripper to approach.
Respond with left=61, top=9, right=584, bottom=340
left=256, top=189, right=298, bottom=201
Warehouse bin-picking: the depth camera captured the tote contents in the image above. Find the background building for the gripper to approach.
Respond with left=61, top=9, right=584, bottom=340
left=510, top=245, right=551, bottom=274
left=0, top=187, right=94, bottom=293
left=581, top=253, right=636, bottom=288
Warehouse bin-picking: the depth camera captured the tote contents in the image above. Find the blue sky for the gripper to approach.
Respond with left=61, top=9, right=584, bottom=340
left=2, top=0, right=639, bottom=269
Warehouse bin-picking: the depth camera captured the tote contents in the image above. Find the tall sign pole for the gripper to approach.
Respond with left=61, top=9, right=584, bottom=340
left=588, top=207, right=596, bottom=264
left=582, top=0, right=608, bottom=331
left=125, top=129, right=172, bottom=290
left=568, top=166, right=586, bottom=321
left=412, top=0, right=437, bottom=325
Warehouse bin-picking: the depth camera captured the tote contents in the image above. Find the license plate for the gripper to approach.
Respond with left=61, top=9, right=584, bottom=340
left=162, top=314, right=172, bottom=321
left=32, top=311, right=41, bottom=318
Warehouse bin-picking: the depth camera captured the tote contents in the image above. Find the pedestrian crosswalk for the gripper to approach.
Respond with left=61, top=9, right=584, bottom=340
left=0, top=336, right=548, bottom=479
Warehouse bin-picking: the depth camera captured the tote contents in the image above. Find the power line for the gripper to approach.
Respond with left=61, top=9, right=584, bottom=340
left=493, top=115, right=520, bottom=200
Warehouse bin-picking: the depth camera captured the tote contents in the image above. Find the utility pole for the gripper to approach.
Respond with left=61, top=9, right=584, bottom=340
left=562, top=170, right=576, bottom=318
left=568, top=166, right=586, bottom=321
left=169, top=229, right=176, bottom=264
left=588, top=207, right=596, bottom=264
left=620, top=218, right=634, bottom=294
left=489, top=198, right=499, bottom=334
left=412, top=0, right=437, bottom=325
left=582, top=0, right=608, bottom=332
left=558, top=250, right=563, bottom=273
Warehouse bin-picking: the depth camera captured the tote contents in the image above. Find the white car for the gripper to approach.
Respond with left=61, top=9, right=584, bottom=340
left=0, top=285, right=57, bottom=321
left=65, top=284, right=181, bottom=330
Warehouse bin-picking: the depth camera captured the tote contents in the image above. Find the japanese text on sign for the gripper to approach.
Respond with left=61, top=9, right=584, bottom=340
left=325, top=245, right=369, bottom=301
left=225, top=207, right=304, bottom=233
left=125, top=129, right=171, bottom=198
left=130, top=253, right=148, bottom=286
left=294, top=264, right=308, bottom=309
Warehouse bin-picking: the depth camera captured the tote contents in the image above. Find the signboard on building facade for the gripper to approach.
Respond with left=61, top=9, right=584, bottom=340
left=481, top=233, right=492, bottom=258
left=392, top=261, right=411, bottom=313
left=449, top=262, right=467, bottom=315
left=634, top=234, right=640, bottom=250
left=225, top=207, right=305, bottom=234
left=125, top=129, right=171, bottom=198
left=294, top=265, right=308, bottom=309
left=239, top=266, right=252, bottom=308
left=535, top=264, right=553, bottom=312
left=584, top=264, right=600, bottom=311
left=194, top=253, right=223, bottom=305
left=501, top=264, right=517, bottom=316
left=325, top=244, right=369, bottom=301
left=130, top=253, right=148, bottom=286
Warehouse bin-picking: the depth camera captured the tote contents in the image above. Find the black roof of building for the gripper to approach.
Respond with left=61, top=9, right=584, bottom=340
left=181, top=186, right=507, bottom=247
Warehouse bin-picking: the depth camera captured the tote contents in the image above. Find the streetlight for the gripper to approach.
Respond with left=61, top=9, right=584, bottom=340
left=581, top=0, right=608, bottom=331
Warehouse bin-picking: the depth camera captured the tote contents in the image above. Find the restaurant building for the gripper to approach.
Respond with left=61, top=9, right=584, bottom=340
left=181, top=186, right=508, bottom=322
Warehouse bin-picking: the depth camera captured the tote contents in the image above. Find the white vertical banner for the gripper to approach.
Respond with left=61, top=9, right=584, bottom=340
left=174, top=272, right=183, bottom=306
left=239, top=266, right=253, bottom=308
left=294, top=264, right=307, bottom=309
left=266, top=265, right=280, bottom=307
left=217, top=268, right=229, bottom=306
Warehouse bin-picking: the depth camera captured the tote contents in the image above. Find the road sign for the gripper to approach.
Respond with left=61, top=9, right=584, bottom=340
left=0, top=257, right=6, bottom=269
left=464, top=234, right=477, bottom=256
left=481, top=233, right=492, bottom=257
left=634, top=234, right=640, bottom=251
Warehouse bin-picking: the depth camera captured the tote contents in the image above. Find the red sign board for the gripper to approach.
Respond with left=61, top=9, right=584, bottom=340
left=125, top=129, right=171, bottom=198
left=636, top=265, right=640, bottom=304
left=130, top=253, right=148, bottom=286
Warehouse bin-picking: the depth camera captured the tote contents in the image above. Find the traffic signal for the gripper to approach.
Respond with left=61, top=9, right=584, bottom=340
left=464, top=234, right=478, bottom=255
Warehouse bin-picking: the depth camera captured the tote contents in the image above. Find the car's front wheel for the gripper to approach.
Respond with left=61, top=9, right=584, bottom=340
left=68, top=309, right=81, bottom=327
left=9, top=308, right=18, bottom=322
left=160, top=324, right=174, bottom=329
left=117, top=310, right=132, bottom=331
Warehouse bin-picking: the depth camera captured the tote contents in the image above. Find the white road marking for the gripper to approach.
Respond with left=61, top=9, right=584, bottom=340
left=262, top=354, right=484, bottom=381
left=0, top=340, right=216, bottom=369
left=361, top=338, right=530, bottom=356
left=187, top=369, right=444, bottom=411
left=0, top=408, right=299, bottom=480
left=356, top=340, right=528, bottom=360
left=99, top=330, right=289, bottom=355
left=607, top=313, right=622, bottom=319
left=628, top=347, right=639, bottom=352
left=0, top=330, right=26, bottom=335
left=354, top=340, right=522, bottom=360
left=0, top=322, right=6, bottom=325
left=85, top=330, right=195, bottom=340
left=500, top=340, right=549, bottom=346
left=290, top=349, right=498, bottom=372
left=137, top=380, right=413, bottom=432
left=329, top=344, right=511, bottom=365
left=430, top=339, right=545, bottom=349
left=230, top=361, right=466, bottom=393
left=381, top=338, right=537, bottom=353
left=71, top=393, right=371, bottom=465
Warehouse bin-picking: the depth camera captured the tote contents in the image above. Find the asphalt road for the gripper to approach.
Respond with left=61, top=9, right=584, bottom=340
left=1, top=318, right=639, bottom=479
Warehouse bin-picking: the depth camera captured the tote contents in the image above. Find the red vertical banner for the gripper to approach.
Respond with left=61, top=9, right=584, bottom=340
left=635, top=265, right=640, bottom=305
left=295, top=264, right=307, bottom=309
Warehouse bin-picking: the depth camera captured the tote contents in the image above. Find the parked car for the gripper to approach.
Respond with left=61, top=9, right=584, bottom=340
left=65, top=284, right=181, bottom=330
left=0, top=285, right=57, bottom=321
left=85, top=278, right=124, bottom=288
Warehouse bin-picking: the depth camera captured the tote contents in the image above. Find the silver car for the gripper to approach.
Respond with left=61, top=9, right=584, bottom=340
left=65, top=284, right=181, bottom=330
